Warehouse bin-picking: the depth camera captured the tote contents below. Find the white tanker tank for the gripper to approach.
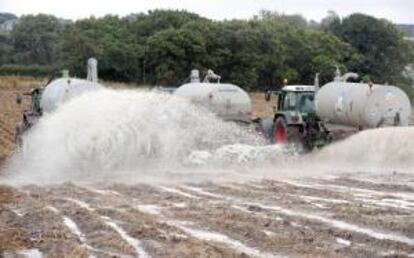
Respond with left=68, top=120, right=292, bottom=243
left=40, top=58, right=104, bottom=113
left=174, top=69, right=252, bottom=123
left=315, top=82, right=412, bottom=128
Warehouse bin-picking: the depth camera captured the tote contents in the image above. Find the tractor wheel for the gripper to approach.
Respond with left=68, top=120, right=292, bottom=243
left=273, top=117, right=288, bottom=144
left=273, top=117, right=303, bottom=148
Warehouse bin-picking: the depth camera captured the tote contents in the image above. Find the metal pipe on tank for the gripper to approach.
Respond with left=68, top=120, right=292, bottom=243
left=203, top=69, right=221, bottom=83
left=314, top=73, right=320, bottom=93
left=87, top=58, right=98, bottom=82
left=342, top=73, right=359, bottom=82
left=333, top=66, right=359, bottom=82
left=190, top=69, right=200, bottom=83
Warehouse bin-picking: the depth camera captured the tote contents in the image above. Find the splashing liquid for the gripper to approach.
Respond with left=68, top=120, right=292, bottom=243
left=4, top=88, right=414, bottom=184
left=5, top=89, right=283, bottom=183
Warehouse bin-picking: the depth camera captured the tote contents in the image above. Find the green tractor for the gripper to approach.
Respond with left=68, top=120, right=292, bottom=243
left=15, top=88, right=43, bottom=145
left=261, top=85, right=331, bottom=151
left=15, top=69, right=72, bottom=145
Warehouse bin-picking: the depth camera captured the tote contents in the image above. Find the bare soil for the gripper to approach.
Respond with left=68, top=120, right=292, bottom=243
left=1, top=77, right=413, bottom=257
left=0, top=76, right=47, bottom=169
left=0, top=177, right=413, bottom=257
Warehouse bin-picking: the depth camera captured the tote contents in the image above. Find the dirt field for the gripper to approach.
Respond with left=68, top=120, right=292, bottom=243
left=1, top=77, right=414, bottom=257
left=1, top=176, right=414, bottom=257
left=0, top=76, right=47, bottom=168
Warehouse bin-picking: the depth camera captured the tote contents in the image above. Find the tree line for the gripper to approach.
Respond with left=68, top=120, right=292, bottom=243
left=0, top=10, right=413, bottom=93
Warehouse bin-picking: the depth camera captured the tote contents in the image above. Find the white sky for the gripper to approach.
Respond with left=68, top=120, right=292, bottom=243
left=1, top=0, right=413, bottom=24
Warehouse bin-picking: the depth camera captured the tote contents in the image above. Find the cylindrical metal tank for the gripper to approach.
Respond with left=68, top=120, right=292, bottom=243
left=315, top=82, right=412, bottom=128
left=174, top=82, right=252, bottom=123
left=40, top=78, right=103, bottom=113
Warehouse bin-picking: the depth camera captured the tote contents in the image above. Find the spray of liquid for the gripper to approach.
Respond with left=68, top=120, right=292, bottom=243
left=310, top=127, right=414, bottom=171
left=4, top=89, right=290, bottom=184
left=4, top=88, right=414, bottom=184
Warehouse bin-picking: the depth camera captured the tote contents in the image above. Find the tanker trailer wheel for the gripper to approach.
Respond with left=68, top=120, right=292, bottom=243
left=273, top=117, right=303, bottom=148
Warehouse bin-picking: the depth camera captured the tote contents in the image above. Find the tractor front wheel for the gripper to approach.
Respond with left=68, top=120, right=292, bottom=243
left=273, top=117, right=288, bottom=144
left=272, top=117, right=303, bottom=149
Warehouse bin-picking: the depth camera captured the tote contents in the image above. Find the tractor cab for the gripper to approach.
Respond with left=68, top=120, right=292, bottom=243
left=274, top=85, right=316, bottom=126
left=277, top=85, right=316, bottom=115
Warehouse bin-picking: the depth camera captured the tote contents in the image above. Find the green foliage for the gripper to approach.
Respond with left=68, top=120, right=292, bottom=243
left=146, top=22, right=208, bottom=85
left=11, top=14, right=63, bottom=65
left=255, top=10, right=308, bottom=28
left=324, top=13, right=412, bottom=85
left=0, top=11, right=412, bottom=94
left=0, top=13, right=17, bottom=24
left=127, top=9, right=206, bottom=40
left=0, top=34, right=13, bottom=64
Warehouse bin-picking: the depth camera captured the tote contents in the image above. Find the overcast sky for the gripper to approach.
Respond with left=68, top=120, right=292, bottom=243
left=1, top=0, right=413, bottom=24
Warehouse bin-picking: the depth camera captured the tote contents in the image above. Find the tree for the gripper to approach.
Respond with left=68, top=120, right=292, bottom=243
left=0, top=34, right=13, bottom=64
left=320, top=11, right=340, bottom=31
left=0, top=13, right=17, bottom=24
left=0, top=10, right=410, bottom=93
left=127, top=9, right=206, bottom=42
left=325, top=13, right=411, bottom=84
left=146, top=22, right=208, bottom=85
left=11, top=14, right=63, bottom=65
left=255, top=10, right=308, bottom=28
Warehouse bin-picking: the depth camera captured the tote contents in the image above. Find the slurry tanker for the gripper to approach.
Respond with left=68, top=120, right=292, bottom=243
left=15, top=62, right=412, bottom=151
left=262, top=70, right=411, bottom=150
left=174, top=69, right=252, bottom=123
left=15, top=58, right=104, bottom=144
left=176, top=69, right=411, bottom=150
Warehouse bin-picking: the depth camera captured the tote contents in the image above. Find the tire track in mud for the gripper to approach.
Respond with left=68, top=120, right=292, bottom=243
left=29, top=185, right=151, bottom=258
left=19, top=183, right=247, bottom=257
left=78, top=185, right=277, bottom=258
left=99, top=188, right=281, bottom=258
left=68, top=180, right=414, bottom=256
left=267, top=179, right=414, bottom=238
left=0, top=187, right=89, bottom=257
left=106, top=183, right=357, bottom=257
left=155, top=185, right=370, bottom=256
left=2, top=177, right=414, bottom=257
left=121, top=180, right=414, bottom=257
left=228, top=179, right=414, bottom=233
